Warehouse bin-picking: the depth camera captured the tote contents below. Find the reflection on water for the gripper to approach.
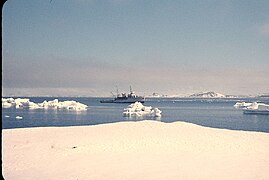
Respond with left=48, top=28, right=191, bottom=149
left=124, top=115, right=161, bottom=121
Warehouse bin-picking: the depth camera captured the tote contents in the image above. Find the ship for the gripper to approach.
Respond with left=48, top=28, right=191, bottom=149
left=100, top=86, right=145, bottom=103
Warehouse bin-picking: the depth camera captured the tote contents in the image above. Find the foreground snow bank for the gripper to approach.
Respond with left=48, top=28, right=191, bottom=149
left=3, top=121, right=269, bottom=180
left=2, top=98, right=88, bottom=111
left=123, top=102, right=162, bottom=117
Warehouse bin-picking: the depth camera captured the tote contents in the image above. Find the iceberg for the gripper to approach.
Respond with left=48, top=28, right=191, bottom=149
left=2, top=98, right=88, bottom=111
left=233, top=102, right=252, bottom=109
left=53, top=100, right=88, bottom=111
left=2, top=101, right=13, bottom=108
left=243, top=102, right=269, bottom=114
left=15, top=116, right=23, bottom=120
left=123, top=102, right=162, bottom=117
left=14, top=98, right=31, bottom=108
left=234, top=101, right=269, bottom=114
left=2, top=98, right=15, bottom=108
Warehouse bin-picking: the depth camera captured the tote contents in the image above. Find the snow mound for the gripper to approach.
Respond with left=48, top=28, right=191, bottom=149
left=2, top=98, right=88, bottom=111
left=189, top=91, right=226, bottom=98
left=123, top=102, right=162, bottom=117
left=234, top=102, right=252, bottom=109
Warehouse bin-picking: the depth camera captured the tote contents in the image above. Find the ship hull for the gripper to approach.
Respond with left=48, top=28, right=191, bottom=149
left=100, top=99, right=115, bottom=103
left=100, top=97, right=145, bottom=103
left=100, top=86, right=145, bottom=103
left=243, top=109, right=269, bottom=115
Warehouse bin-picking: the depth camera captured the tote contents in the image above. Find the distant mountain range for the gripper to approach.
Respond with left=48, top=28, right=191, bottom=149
left=189, top=92, right=269, bottom=98
left=189, top=91, right=227, bottom=98
left=147, top=91, right=236, bottom=98
left=258, top=94, right=269, bottom=98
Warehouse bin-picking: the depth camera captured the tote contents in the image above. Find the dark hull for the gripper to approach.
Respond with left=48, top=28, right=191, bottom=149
left=100, top=99, right=115, bottom=103
left=100, top=97, right=145, bottom=103
left=243, top=110, right=269, bottom=115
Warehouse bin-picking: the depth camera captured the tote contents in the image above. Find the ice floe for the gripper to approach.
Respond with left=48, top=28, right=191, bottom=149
left=243, top=102, right=269, bottom=114
left=15, top=116, right=23, bottom=120
left=233, top=102, right=252, bottom=109
left=2, top=98, right=88, bottom=111
left=234, top=101, right=269, bottom=114
left=123, top=102, right=162, bottom=117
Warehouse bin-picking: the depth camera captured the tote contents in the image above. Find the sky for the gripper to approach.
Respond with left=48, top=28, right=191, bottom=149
left=2, top=0, right=269, bottom=97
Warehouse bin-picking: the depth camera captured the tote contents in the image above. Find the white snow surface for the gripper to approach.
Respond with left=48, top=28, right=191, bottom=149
left=2, top=98, right=88, bottom=111
left=2, top=120, right=269, bottom=180
left=123, top=102, right=162, bottom=117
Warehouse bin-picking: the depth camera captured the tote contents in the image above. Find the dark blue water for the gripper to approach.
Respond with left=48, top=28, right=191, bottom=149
left=2, top=97, right=269, bottom=132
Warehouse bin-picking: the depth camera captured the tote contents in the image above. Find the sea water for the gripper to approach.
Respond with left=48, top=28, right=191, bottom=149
left=2, top=97, right=269, bottom=132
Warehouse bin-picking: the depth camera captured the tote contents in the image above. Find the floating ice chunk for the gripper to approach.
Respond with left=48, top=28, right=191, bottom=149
left=28, top=102, right=41, bottom=109
left=38, top=99, right=59, bottom=109
left=233, top=102, right=252, bottom=109
left=2, top=98, right=88, bottom=111
left=256, top=104, right=269, bottom=111
left=245, top=102, right=269, bottom=110
left=5, top=115, right=10, bottom=118
left=152, top=108, right=162, bottom=117
left=2, top=101, right=13, bottom=108
left=14, top=98, right=31, bottom=108
left=2, top=98, right=15, bottom=108
left=2, top=97, right=38, bottom=109
left=16, top=116, right=22, bottom=119
left=246, top=102, right=258, bottom=109
left=123, top=102, right=162, bottom=117
left=38, top=99, right=88, bottom=111
left=57, top=100, right=88, bottom=111
left=242, top=102, right=269, bottom=114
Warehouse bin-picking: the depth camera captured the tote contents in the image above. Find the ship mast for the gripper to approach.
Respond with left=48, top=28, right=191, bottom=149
left=116, top=86, right=119, bottom=97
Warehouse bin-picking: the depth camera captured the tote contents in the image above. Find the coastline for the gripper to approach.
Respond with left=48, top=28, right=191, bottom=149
left=2, top=120, right=269, bottom=179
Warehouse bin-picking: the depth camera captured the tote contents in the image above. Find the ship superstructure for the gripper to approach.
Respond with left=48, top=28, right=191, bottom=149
left=100, top=86, right=145, bottom=103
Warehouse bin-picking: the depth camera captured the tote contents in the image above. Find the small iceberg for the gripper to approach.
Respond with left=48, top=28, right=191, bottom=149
left=123, top=102, right=162, bottom=117
left=233, top=102, right=252, bottom=109
left=2, top=98, right=15, bottom=108
left=16, top=116, right=23, bottom=120
left=38, top=99, right=88, bottom=111
left=243, top=102, right=269, bottom=114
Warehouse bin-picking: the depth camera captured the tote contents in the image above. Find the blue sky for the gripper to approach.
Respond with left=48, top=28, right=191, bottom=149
left=2, top=0, right=269, bottom=96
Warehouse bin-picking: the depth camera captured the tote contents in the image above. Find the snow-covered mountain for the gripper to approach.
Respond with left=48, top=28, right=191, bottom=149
left=189, top=91, right=226, bottom=98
